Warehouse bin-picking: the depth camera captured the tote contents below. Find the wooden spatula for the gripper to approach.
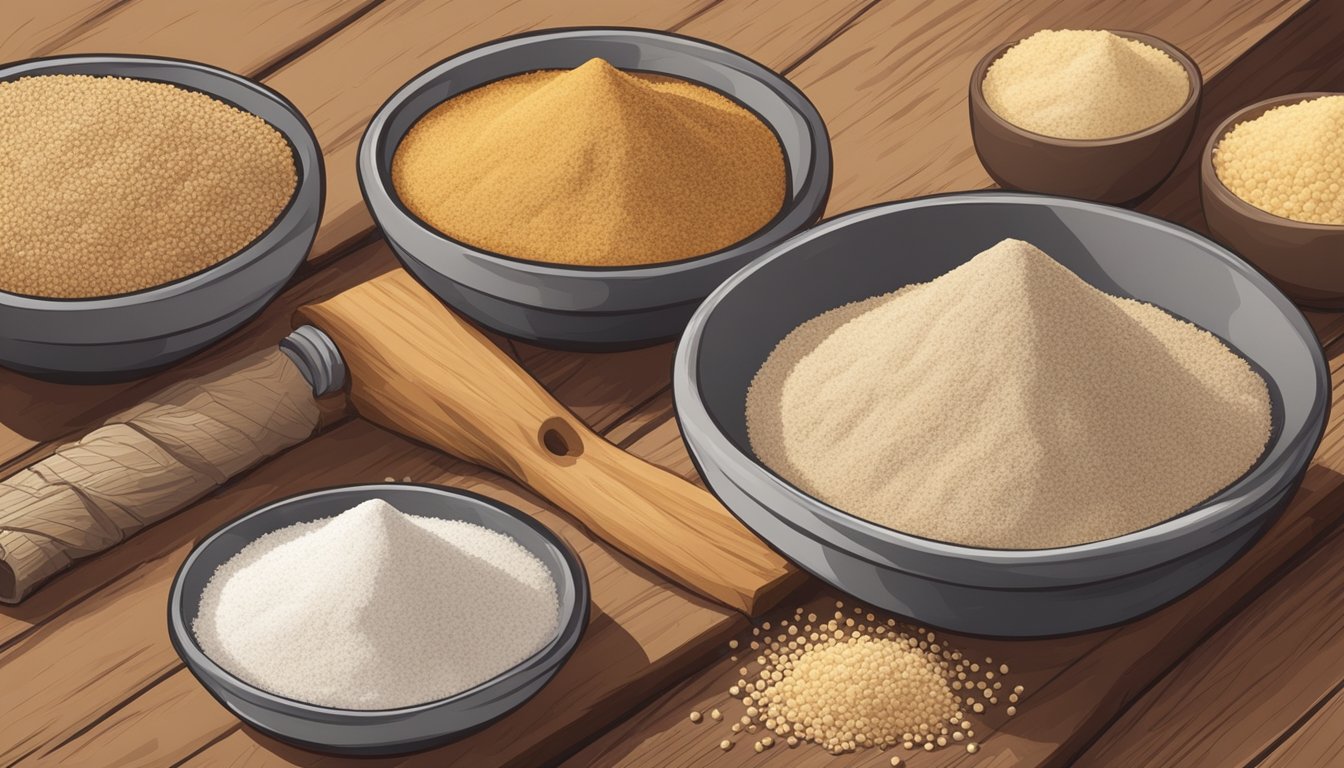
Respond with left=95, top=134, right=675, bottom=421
left=295, top=269, right=801, bottom=615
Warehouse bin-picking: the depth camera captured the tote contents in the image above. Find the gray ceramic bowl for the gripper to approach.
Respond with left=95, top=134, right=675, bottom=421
left=168, top=484, right=589, bottom=756
left=359, top=28, right=831, bottom=349
left=674, top=192, right=1329, bottom=637
left=0, top=55, right=322, bottom=382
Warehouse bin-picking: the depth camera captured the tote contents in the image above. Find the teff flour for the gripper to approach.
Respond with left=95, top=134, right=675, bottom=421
left=746, top=239, right=1271, bottom=549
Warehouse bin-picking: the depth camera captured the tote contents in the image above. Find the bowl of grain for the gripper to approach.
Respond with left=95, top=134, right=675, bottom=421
left=359, top=27, right=831, bottom=349
left=674, top=191, right=1329, bottom=637
left=0, top=55, right=322, bottom=381
left=1202, top=92, right=1344, bottom=309
left=969, top=29, right=1201, bottom=204
left=169, top=484, right=589, bottom=756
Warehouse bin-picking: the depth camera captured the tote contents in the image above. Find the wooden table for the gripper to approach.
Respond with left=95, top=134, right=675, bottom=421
left=3, top=1, right=1344, bottom=766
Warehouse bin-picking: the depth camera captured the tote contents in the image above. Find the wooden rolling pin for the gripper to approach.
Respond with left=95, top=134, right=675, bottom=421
left=294, top=269, right=800, bottom=615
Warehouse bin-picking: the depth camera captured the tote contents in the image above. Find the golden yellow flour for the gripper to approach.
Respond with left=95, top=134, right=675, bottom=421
left=1213, top=95, right=1344, bottom=225
left=391, top=58, right=786, bottom=266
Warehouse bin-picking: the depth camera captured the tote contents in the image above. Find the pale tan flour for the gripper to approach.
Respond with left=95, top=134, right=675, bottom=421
left=746, top=239, right=1271, bottom=549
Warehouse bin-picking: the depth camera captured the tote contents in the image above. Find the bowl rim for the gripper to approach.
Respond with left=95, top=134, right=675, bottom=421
left=674, top=190, right=1330, bottom=572
left=358, top=25, right=832, bottom=280
left=1202, top=91, right=1344, bottom=231
left=167, top=483, right=590, bottom=721
left=0, top=53, right=324, bottom=309
left=969, top=30, right=1203, bottom=147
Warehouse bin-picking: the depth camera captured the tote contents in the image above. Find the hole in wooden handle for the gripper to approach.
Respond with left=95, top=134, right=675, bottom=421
left=539, top=417, right=584, bottom=462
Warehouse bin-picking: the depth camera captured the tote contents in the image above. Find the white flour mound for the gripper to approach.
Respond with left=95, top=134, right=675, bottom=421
left=193, top=498, right=560, bottom=709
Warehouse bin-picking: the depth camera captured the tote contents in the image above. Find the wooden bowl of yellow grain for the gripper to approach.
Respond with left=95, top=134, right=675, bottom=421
left=969, top=30, right=1202, bottom=204
left=1201, top=92, right=1344, bottom=310
left=0, top=55, right=322, bottom=382
left=359, top=28, right=831, bottom=350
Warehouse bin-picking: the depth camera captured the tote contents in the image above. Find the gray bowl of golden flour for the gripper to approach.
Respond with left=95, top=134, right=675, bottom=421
left=359, top=28, right=830, bottom=350
left=168, top=484, right=589, bottom=755
left=674, top=192, right=1329, bottom=637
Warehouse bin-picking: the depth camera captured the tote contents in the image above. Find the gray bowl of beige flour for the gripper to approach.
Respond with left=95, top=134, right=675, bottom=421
left=168, top=484, right=588, bottom=755
left=674, top=192, right=1329, bottom=637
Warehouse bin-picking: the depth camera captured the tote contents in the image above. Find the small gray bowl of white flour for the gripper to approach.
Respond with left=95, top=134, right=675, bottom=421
left=168, top=484, right=588, bottom=756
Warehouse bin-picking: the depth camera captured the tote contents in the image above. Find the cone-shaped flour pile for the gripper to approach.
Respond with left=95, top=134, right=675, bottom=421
left=193, top=498, right=559, bottom=709
left=982, top=29, right=1189, bottom=139
left=746, top=239, right=1272, bottom=549
left=392, top=58, right=785, bottom=266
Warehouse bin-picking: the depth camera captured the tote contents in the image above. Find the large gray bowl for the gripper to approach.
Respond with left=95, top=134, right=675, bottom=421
left=359, top=28, right=831, bottom=350
left=168, top=484, right=589, bottom=756
left=0, top=55, right=323, bottom=382
left=674, top=192, right=1330, bottom=637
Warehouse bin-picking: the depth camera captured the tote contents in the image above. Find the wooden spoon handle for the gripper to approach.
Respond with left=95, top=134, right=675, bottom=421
left=296, top=269, right=800, bottom=615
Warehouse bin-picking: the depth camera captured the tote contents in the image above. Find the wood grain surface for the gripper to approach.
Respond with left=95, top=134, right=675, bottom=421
left=2, top=0, right=1343, bottom=767
left=1074, top=441, right=1344, bottom=767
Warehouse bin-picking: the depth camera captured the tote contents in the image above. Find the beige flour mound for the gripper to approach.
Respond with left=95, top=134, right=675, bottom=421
left=982, top=29, right=1189, bottom=140
left=746, top=239, right=1271, bottom=549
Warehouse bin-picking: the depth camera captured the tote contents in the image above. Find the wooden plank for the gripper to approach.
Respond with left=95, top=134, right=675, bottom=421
left=4, top=0, right=379, bottom=74
left=0, top=419, right=740, bottom=767
left=1053, top=13, right=1344, bottom=758
left=674, top=0, right=880, bottom=74
left=1071, top=488, right=1344, bottom=767
left=1260, top=688, right=1344, bottom=768
left=512, top=342, right=678, bottom=434
left=1, top=0, right=124, bottom=60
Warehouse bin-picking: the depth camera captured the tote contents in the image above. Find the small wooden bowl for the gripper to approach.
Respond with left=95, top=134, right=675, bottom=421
left=968, top=31, right=1202, bottom=204
left=1201, top=92, right=1344, bottom=310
